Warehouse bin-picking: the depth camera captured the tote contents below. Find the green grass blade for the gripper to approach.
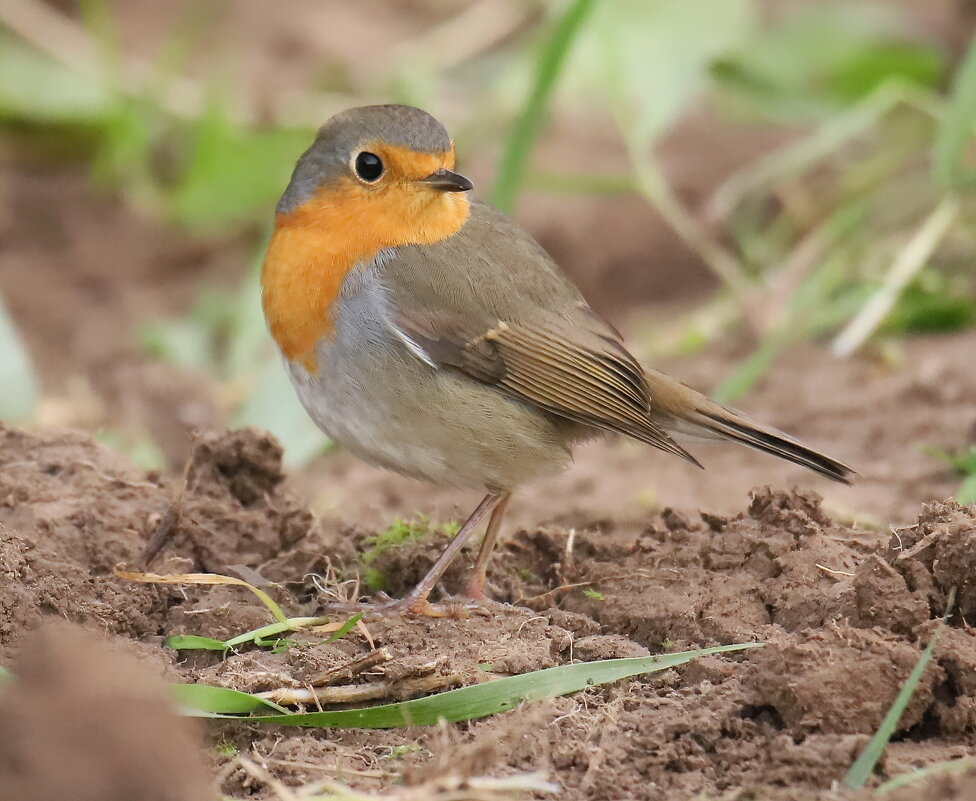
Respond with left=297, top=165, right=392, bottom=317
left=933, top=34, right=976, bottom=188
left=325, top=612, right=363, bottom=643
left=711, top=333, right=789, bottom=403
left=709, top=81, right=940, bottom=220
left=843, top=587, right=957, bottom=789
left=222, top=616, right=331, bottom=648
left=167, top=615, right=354, bottom=653
left=0, top=295, right=38, bottom=422
left=172, top=684, right=288, bottom=715
left=490, top=0, right=596, bottom=214
left=526, top=170, right=637, bottom=196
left=176, top=642, right=760, bottom=729
left=875, top=756, right=976, bottom=795
left=832, top=196, right=959, bottom=358
left=958, top=474, right=976, bottom=505
left=165, top=635, right=229, bottom=651
left=0, top=31, right=113, bottom=123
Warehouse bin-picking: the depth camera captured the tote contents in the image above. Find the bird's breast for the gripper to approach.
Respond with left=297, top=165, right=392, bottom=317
left=260, top=221, right=362, bottom=372
left=260, top=184, right=469, bottom=372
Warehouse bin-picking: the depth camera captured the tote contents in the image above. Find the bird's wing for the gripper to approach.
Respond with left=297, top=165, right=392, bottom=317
left=389, top=300, right=700, bottom=466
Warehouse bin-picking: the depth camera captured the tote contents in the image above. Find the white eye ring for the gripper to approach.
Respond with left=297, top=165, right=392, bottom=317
left=353, top=151, right=384, bottom=182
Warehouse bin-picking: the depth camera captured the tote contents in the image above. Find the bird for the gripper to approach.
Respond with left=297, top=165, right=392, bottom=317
left=260, top=104, right=854, bottom=615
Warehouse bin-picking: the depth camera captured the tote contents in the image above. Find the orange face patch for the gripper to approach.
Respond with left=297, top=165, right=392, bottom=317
left=261, top=145, right=468, bottom=372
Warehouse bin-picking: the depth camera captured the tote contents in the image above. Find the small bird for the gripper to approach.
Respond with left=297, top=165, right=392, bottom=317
left=261, top=104, right=853, bottom=615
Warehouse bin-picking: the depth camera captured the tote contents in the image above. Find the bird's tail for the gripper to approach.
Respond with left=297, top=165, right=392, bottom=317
left=644, top=369, right=855, bottom=485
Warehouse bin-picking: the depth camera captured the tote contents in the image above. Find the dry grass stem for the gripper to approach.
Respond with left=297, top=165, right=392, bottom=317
left=257, top=671, right=467, bottom=707
left=308, top=648, right=393, bottom=687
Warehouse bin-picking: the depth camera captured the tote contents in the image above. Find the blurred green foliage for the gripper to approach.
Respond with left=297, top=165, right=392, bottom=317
left=926, top=446, right=976, bottom=505
left=168, top=107, right=313, bottom=231
left=712, top=3, right=944, bottom=121
left=0, top=297, right=38, bottom=422
left=0, top=32, right=111, bottom=122
left=0, top=0, right=973, bottom=471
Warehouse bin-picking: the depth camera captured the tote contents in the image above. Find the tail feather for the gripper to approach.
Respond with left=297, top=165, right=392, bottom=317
left=643, top=369, right=855, bottom=485
left=691, top=407, right=855, bottom=485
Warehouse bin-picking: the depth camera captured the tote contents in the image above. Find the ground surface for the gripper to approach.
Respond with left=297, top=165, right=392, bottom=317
left=1, top=420, right=975, bottom=800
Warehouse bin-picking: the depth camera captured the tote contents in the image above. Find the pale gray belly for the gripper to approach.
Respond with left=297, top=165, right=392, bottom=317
left=284, top=261, right=578, bottom=492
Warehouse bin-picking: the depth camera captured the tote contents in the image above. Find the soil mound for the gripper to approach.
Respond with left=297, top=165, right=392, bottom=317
left=0, top=622, right=210, bottom=801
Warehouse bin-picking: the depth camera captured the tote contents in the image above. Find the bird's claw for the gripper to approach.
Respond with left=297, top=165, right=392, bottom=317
left=321, top=595, right=492, bottom=620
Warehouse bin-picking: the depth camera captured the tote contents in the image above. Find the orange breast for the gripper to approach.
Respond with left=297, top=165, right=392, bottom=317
left=261, top=155, right=469, bottom=372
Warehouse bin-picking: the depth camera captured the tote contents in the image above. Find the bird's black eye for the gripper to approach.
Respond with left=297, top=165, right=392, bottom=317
left=355, top=152, right=384, bottom=182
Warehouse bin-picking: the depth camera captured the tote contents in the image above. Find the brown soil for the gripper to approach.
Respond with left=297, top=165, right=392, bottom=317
left=0, top=623, right=211, bottom=801
left=2, top=424, right=975, bottom=800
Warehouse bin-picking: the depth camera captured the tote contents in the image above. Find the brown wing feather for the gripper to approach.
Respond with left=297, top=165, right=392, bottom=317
left=392, top=304, right=702, bottom=467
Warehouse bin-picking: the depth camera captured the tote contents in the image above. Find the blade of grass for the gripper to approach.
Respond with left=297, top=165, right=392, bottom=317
left=325, top=612, right=363, bottom=643
left=176, top=642, right=760, bottom=728
left=843, top=586, right=957, bottom=789
left=0, top=295, right=38, bottom=421
left=164, top=634, right=228, bottom=651
left=959, top=474, right=976, bottom=505
left=172, top=684, right=288, bottom=715
left=712, top=248, right=868, bottom=402
left=525, top=169, right=638, bottom=196
left=627, top=147, right=755, bottom=309
left=933, top=34, right=976, bottom=188
left=223, top=616, right=331, bottom=648
left=711, top=332, right=790, bottom=403
left=875, top=756, right=976, bottom=795
left=921, top=445, right=976, bottom=505
left=166, top=614, right=356, bottom=652
left=490, top=0, right=596, bottom=214
left=708, top=80, right=942, bottom=221
left=832, top=196, right=959, bottom=357
left=115, top=569, right=289, bottom=624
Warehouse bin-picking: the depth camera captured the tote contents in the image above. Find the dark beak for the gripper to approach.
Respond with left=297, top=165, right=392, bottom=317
left=420, top=168, right=473, bottom=193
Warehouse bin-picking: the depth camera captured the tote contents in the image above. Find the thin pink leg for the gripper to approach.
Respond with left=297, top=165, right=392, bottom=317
left=464, top=492, right=511, bottom=600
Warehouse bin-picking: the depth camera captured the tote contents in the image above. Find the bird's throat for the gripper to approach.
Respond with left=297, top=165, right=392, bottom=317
left=261, top=183, right=469, bottom=372
left=261, top=220, right=358, bottom=373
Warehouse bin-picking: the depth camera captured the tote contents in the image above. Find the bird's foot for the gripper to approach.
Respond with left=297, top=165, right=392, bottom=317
left=322, top=593, right=490, bottom=620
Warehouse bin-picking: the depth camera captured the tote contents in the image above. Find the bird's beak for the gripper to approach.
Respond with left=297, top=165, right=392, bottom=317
left=419, top=168, right=473, bottom=193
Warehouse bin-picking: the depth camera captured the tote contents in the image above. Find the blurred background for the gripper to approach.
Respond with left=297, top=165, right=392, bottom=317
left=1, top=0, right=974, bottom=526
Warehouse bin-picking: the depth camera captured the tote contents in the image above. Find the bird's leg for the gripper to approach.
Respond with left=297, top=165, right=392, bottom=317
left=396, top=492, right=500, bottom=614
left=323, top=492, right=501, bottom=618
left=464, top=492, right=511, bottom=600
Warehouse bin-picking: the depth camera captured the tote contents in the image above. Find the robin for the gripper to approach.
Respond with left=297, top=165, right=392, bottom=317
left=261, top=104, right=853, bottom=615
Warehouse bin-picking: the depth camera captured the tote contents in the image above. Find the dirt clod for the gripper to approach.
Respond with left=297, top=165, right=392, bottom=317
left=742, top=624, right=940, bottom=736
left=0, top=623, right=211, bottom=801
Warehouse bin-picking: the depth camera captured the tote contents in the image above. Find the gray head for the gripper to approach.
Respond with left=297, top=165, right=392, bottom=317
left=277, top=105, right=472, bottom=214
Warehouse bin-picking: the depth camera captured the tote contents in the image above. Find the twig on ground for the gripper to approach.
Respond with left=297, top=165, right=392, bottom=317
left=308, top=648, right=393, bottom=687
left=815, top=563, right=855, bottom=578
left=294, top=771, right=558, bottom=801
left=142, top=442, right=195, bottom=564
left=257, top=672, right=467, bottom=707
left=263, top=757, right=392, bottom=780
left=231, top=755, right=299, bottom=801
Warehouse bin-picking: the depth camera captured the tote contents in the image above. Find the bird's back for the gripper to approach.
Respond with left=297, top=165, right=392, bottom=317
left=379, top=199, right=585, bottom=326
